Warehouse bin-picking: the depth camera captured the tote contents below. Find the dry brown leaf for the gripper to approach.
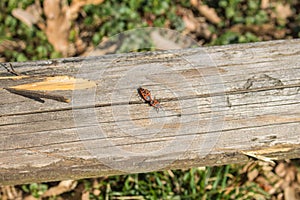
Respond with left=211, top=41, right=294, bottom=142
left=281, top=180, right=290, bottom=192
left=43, top=0, right=104, bottom=56
left=26, top=0, right=44, bottom=29
left=284, top=186, right=297, bottom=200
left=198, top=4, right=221, bottom=24
left=256, top=176, right=273, bottom=192
left=81, top=191, right=90, bottom=200
left=0, top=39, right=26, bottom=53
left=72, top=0, right=104, bottom=6
left=261, top=0, right=270, bottom=9
left=275, top=3, right=293, bottom=21
left=285, top=167, right=296, bottom=183
left=295, top=184, right=300, bottom=199
left=2, top=186, right=22, bottom=200
left=11, top=0, right=104, bottom=56
left=297, top=172, right=300, bottom=184
left=230, top=24, right=286, bottom=39
left=69, top=0, right=104, bottom=21
left=277, top=193, right=284, bottom=200
left=269, top=179, right=284, bottom=195
left=44, top=0, right=70, bottom=56
left=177, top=6, right=211, bottom=40
left=93, top=189, right=101, bottom=196
left=74, top=29, right=87, bottom=54
left=247, top=168, right=259, bottom=181
left=182, top=15, right=197, bottom=32
left=192, top=2, right=221, bottom=24
left=259, top=161, right=274, bottom=172
left=23, top=195, right=40, bottom=200
left=12, top=9, right=37, bottom=27
left=12, top=0, right=43, bottom=28
left=42, top=180, right=77, bottom=197
left=241, top=161, right=257, bottom=173
left=275, top=162, right=286, bottom=177
left=265, top=170, right=280, bottom=184
left=190, top=0, right=198, bottom=7
left=71, top=0, right=104, bottom=7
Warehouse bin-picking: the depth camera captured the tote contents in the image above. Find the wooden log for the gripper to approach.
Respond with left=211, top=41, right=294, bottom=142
left=0, top=39, right=299, bottom=185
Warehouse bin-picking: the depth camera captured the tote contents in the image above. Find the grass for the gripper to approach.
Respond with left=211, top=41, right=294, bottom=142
left=16, top=165, right=272, bottom=199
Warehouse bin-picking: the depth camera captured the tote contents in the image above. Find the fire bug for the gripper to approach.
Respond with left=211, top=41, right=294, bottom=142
left=137, top=87, right=162, bottom=112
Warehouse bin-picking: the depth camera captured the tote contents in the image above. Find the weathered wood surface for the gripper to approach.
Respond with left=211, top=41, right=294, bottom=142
left=0, top=39, right=299, bottom=185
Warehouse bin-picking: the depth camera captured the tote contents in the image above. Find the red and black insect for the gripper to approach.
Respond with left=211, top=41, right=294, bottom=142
left=149, top=98, right=162, bottom=111
left=137, top=87, right=162, bottom=111
left=137, top=87, right=152, bottom=102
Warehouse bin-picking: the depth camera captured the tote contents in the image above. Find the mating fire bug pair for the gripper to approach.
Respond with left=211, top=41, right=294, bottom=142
left=137, top=87, right=162, bottom=112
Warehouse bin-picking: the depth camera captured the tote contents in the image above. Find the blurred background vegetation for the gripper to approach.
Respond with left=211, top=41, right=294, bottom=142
left=0, top=0, right=300, bottom=199
left=0, top=0, right=299, bottom=62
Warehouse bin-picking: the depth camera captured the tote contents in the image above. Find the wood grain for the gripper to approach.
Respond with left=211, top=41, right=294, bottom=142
left=0, top=39, right=299, bottom=185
